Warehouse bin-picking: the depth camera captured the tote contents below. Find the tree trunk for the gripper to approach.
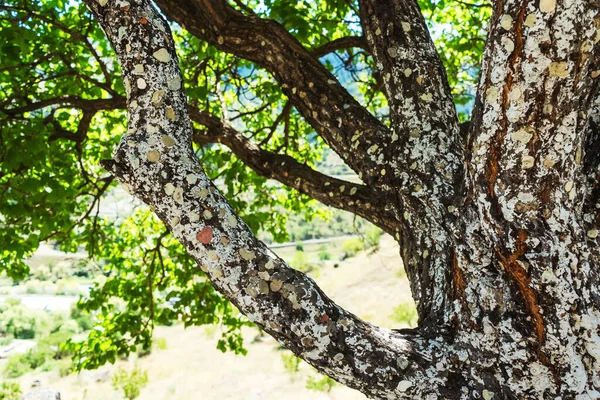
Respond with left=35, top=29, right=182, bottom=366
left=82, top=0, right=600, bottom=398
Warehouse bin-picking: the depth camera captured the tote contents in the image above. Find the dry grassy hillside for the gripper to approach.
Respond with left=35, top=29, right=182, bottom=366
left=8, top=235, right=415, bottom=400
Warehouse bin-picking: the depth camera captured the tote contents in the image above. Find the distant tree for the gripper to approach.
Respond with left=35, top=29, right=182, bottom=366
left=2, top=0, right=600, bottom=398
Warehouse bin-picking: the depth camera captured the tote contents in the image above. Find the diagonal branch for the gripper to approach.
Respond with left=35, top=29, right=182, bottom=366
left=188, top=107, right=400, bottom=235
left=151, top=7, right=465, bottom=324
left=80, top=0, right=452, bottom=397
left=153, top=0, right=392, bottom=186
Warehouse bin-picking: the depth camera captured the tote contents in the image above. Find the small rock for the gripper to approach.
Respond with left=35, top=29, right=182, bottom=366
left=21, top=388, right=61, bottom=400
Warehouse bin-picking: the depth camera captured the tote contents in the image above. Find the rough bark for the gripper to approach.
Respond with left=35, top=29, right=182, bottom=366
left=152, top=0, right=393, bottom=184
left=80, top=1, right=451, bottom=398
left=82, top=0, right=600, bottom=398
left=455, top=0, right=600, bottom=397
left=358, top=0, right=465, bottom=329
left=152, top=0, right=461, bottom=328
left=189, top=108, right=400, bottom=235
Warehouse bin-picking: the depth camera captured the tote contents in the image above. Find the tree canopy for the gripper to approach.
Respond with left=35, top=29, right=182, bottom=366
left=0, top=0, right=490, bottom=369
left=5, top=0, right=600, bottom=397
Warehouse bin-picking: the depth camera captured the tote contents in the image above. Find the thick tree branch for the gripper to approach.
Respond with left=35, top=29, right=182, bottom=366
left=188, top=107, right=400, bottom=235
left=153, top=0, right=393, bottom=186
left=359, top=0, right=463, bottom=192
left=357, top=0, right=465, bottom=329
left=467, top=0, right=600, bottom=251
left=80, top=1, right=452, bottom=397
left=455, top=0, right=600, bottom=393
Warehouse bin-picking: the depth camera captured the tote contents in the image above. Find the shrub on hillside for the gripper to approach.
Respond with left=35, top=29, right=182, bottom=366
left=57, top=359, right=72, bottom=377
left=306, top=374, right=336, bottom=392
left=391, top=303, right=418, bottom=327
left=341, top=238, right=364, bottom=258
left=281, top=351, right=301, bottom=374
left=23, top=280, right=54, bottom=295
left=2, top=354, right=31, bottom=378
left=0, top=335, right=13, bottom=346
left=290, top=251, right=311, bottom=272
left=55, top=278, right=82, bottom=295
left=2, top=348, right=47, bottom=378
left=70, top=304, right=94, bottom=331
left=365, top=226, right=383, bottom=250
left=111, top=365, right=149, bottom=400
left=0, top=300, right=51, bottom=339
left=318, top=245, right=331, bottom=261
left=0, top=382, right=21, bottom=400
left=38, top=330, right=75, bottom=360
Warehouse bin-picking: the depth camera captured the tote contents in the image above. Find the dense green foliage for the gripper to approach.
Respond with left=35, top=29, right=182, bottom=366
left=0, top=0, right=490, bottom=370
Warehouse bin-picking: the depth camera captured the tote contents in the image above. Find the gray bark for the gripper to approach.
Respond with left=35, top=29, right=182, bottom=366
left=82, top=0, right=600, bottom=398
